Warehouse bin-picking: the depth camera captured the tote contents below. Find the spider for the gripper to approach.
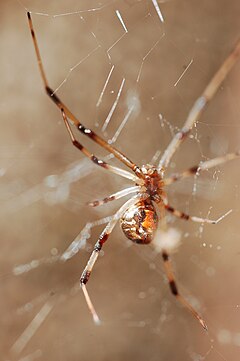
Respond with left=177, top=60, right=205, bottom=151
left=27, top=12, right=240, bottom=330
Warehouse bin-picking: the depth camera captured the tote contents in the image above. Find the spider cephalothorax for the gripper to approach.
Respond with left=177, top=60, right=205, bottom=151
left=140, top=164, right=165, bottom=199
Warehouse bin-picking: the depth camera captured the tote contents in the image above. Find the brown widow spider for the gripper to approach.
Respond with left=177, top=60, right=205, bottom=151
left=27, top=12, right=240, bottom=330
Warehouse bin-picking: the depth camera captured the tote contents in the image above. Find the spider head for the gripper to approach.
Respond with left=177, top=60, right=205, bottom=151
left=140, top=164, right=159, bottom=177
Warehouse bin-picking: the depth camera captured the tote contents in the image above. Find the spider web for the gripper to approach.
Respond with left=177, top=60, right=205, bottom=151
left=1, top=0, right=240, bottom=360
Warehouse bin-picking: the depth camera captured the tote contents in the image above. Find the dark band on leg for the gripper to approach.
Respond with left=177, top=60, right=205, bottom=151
left=80, top=270, right=91, bottom=285
left=169, top=280, right=178, bottom=295
left=162, top=251, right=169, bottom=262
left=46, top=86, right=61, bottom=106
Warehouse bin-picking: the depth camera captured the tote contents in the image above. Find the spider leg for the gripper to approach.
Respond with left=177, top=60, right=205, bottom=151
left=60, top=216, right=113, bottom=262
left=164, top=203, right=232, bottom=224
left=158, top=39, right=240, bottom=170
left=27, top=12, right=143, bottom=178
left=162, top=250, right=207, bottom=330
left=62, top=110, right=139, bottom=182
left=87, top=185, right=141, bottom=207
left=164, top=151, right=240, bottom=185
left=80, top=193, right=147, bottom=323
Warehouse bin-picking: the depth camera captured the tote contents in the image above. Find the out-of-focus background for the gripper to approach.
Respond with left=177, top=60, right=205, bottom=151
left=1, top=1, right=240, bottom=360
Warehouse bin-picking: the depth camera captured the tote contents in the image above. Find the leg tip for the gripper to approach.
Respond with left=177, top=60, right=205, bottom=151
left=93, top=314, right=102, bottom=326
left=199, top=318, right=208, bottom=332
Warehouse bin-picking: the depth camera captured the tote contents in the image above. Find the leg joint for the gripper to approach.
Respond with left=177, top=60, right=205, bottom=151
left=169, top=280, right=178, bottom=295
left=80, top=270, right=91, bottom=285
left=162, top=251, right=169, bottom=262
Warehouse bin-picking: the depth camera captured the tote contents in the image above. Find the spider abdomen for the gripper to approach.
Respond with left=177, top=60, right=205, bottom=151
left=120, top=200, right=158, bottom=244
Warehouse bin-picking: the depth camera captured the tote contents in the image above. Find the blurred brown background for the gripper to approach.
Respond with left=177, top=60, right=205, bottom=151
left=1, top=0, right=240, bottom=360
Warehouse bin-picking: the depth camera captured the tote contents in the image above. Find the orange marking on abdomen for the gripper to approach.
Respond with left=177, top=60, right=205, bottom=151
left=142, top=210, right=157, bottom=230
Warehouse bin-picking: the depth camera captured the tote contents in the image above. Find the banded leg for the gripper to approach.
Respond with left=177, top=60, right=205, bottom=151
left=27, top=12, right=143, bottom=179
left=162, top=250, right=207, bottom=330
left=87, top=185, right=141, bottom=207
left=60, top=216, right=113, bottom=262
left=158, top=39, right=240, bottom=170
left=80, top=194, right=146, bottom=323
left=62, top=110, right=139, bottom=182
left=164, top=204, right=232, bottom=224
left=164, top=151, right=240, bottom=185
